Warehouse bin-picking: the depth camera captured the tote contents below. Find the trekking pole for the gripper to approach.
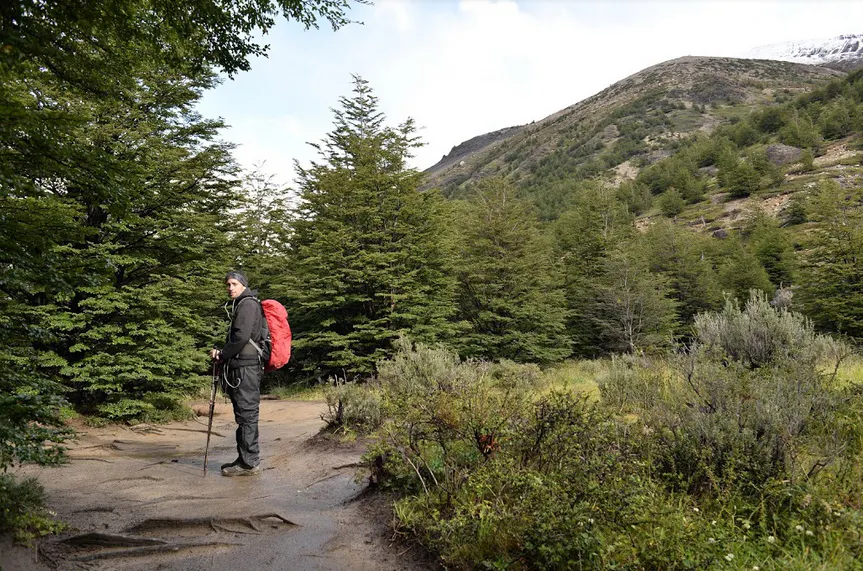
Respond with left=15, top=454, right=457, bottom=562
left=203, top=361, right=219, bottom=475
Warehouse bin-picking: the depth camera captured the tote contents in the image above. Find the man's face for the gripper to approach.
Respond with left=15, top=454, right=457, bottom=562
left=226, top=278, right=246, bottom=299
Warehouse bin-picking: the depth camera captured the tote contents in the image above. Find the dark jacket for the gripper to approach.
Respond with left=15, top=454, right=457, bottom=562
left=220, top=288, right=262, bottom=366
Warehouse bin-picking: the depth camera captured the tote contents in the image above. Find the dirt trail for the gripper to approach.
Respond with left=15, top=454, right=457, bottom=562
left=1, top=399, right=437, bottom=571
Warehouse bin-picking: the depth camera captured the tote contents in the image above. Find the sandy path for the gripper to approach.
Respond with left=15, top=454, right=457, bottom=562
left=1, top=399, right=437, bottom=571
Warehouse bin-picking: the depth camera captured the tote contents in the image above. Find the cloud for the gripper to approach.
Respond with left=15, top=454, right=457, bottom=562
left=196, top=0, right=863, bottom=186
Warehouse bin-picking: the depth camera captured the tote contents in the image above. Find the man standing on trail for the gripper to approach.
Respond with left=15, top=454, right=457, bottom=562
left=209, top=271, right=264, bottom=477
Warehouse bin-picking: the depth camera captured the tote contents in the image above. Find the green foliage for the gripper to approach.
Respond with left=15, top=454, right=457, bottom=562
left=717, top=238, right=774, bottom=301
left=393, top=393, right=661, bottom=570
left=374, top=301, right=863, bottom=570
left=322, top=379, right=383, bottom=434
left=658, top=187, right=685, bottom=216
left=61, top=276, right=215, bottom=419
left=799, top=149, right=815, bottom=172
left=2, top=0, right=356, bottom=82
left=603, top=292, right=849, bottom=494
left=726, top=158, right=761, bottom=198
left=595, top=244, right=679, bottom=353
left=0, top=474, right=66, bottom=544
left=454, top=178, right=570, bottom=363
left=637, top=155, right=703, bottom=199
left=784, top=190, right=809, bottom=224
left=744, top=209, right=797, bottom=287
left=817, top=96, right=861, bottom=139
left=693, top=291, right=845, bottom=370
left=641, top=220, right=723, bottom=326
left=777, top=110, right=820, bottom=148
left=284, top=77, right=458, bottom=378
left=553, top=183, right=632, bottom=356
left=615, top=179, right=652, bottom=215
left=0, top=0, right=358, bottom=443
left=373, top=338, right=542, bottom=495
left=751, top=105, right=790, bottom=134
left=797, top=180, right=863, bottom=339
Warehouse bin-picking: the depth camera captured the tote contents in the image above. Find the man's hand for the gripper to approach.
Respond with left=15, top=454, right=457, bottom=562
left=209, top=349, right=221, bottom=361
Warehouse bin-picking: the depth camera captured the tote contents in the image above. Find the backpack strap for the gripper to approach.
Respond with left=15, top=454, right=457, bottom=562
left=249, top=338, right=264, bottom=359
left=235, top=296, right=266, bottom=362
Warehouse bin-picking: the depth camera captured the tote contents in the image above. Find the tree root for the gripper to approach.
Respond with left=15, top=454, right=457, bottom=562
left=60, top=532, right=168, bottom=547
left=68, top=541, right=239, bottom=561
left=125, top=513, right=298, bottom=535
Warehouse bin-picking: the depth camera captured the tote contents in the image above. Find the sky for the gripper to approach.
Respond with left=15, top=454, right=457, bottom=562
left=195, top=0, right=863, bottom=188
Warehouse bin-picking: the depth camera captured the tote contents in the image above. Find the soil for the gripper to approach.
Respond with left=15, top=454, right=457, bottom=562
left=0, top=399, right=441, bottom=571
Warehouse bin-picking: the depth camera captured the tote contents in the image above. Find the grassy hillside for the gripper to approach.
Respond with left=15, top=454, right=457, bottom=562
left=423, top=56, right=844, bottom=219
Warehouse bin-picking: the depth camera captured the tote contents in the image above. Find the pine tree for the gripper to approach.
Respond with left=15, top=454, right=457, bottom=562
left=455, top=177, right=570, bottom=363
left=283, top=76, right=458, bottom=379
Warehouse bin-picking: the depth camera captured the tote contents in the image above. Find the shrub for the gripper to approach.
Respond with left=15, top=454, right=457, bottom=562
left=374, top=324, right=863, bottom=569
left=598, top=353, right=675, bottom=412
left=693, top=291, right=842, bottom=369
left=658, top=187, right=685, bottom=216
left=0, top=474, right=65, bottom=544
left=391, top=392, right=668, bottom=570
left=372, top=338, right=538, bottom=495
left=617, top=292, right=851, bottom=496
left=321, top=380, right=382, bottom=434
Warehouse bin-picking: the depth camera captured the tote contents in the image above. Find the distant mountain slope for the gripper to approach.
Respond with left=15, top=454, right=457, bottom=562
left=746, top=33, right=863, bottom=71
left=423, top=56, right=842, bottom=195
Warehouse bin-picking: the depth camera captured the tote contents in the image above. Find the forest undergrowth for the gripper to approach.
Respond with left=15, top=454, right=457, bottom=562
left=322, top=293, right=863, bottom=570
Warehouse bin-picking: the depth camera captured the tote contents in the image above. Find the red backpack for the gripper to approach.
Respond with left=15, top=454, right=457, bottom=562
left=260, top=299, right=291, bottom=372
left=245, top=298, right=292, bottom=372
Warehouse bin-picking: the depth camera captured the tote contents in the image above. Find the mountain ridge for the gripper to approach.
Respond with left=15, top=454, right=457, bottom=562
left=746, top=33, right=863, bottom=71
left=423, top=55, right=842, bottom=194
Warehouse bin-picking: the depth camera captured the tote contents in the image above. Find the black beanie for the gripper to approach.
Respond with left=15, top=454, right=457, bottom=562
left=225, top=271, right=249, bottom=287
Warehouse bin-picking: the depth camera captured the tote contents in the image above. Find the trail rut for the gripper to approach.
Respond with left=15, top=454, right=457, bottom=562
left=1, top=399, right=438, bottom=571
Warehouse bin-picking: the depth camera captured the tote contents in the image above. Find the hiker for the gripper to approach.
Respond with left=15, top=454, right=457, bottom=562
left=209, top=270, right=264, bottom=477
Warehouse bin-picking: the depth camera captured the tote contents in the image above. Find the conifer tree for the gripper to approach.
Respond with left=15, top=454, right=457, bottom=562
left=284, top=76, right=458, bottom=378
left=642, top=220, right=722, bottom=326
left=717, top=236, right=774, bottom=302
left=797, top=180, right=863, bottom=338
left=454, top=177, right=570, bottom=363
left=0, top=0, right=360, bottom=463
left=11, top=64, right=238, bottom=420
left=744, top=210, right=797, bottom=288
left=554, top=182, right=631, bottom=355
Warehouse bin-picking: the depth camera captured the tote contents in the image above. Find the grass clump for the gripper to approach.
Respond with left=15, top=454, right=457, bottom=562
left=269, top=381, right=327, bottom=401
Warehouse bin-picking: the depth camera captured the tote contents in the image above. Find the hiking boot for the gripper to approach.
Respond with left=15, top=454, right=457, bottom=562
left=220, top=458, right=241, bottom=470
left=221, top=463, right=261, bottom=477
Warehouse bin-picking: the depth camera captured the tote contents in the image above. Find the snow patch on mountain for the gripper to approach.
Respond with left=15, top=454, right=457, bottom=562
left=745, top=33, right=863, bottom=65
